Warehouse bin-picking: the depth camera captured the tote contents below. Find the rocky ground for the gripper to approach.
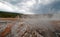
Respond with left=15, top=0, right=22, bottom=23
left=0, top=17, right=60, bottom=37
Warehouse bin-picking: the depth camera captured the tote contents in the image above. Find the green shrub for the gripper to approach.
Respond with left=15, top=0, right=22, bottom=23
left=0, top=11, right=23, bottom=18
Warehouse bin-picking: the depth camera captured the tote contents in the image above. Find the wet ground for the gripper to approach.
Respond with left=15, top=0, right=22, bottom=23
left=0, top=18, right=60, bottom=37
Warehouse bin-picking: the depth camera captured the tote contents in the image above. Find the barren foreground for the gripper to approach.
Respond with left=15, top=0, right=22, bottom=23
left=0, top=17, right=60, bottom=37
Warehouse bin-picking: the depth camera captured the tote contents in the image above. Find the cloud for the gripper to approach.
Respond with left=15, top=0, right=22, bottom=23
left=0, top=1, right=18, bottom=13
left=0, top=0, right=60, bottom=14
left=16, top=0, right=36, bottom=14
left=0, top=1, right=34, bottom=14
left=16, top=0, right=60, bottom=14
left=31, top=0, right=60, bottom=14
left=0, top=2, right=15, bottom=12
left=51, top=1, right=60, bottom=13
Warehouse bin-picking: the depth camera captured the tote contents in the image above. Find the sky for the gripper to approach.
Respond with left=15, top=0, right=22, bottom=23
left=0, top=0, right=60, bottom=14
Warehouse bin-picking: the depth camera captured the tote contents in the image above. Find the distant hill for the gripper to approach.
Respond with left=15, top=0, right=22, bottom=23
left=0, top=11, right=23, bottom=18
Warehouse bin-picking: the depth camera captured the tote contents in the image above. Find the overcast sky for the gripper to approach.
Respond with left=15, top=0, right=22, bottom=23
left=0, top=0, right=60, bottom=14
